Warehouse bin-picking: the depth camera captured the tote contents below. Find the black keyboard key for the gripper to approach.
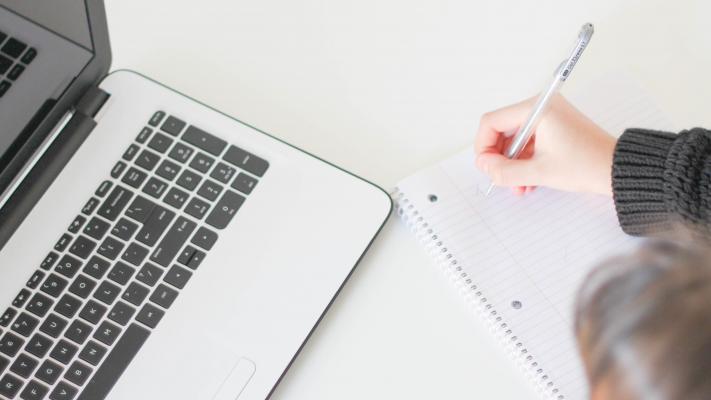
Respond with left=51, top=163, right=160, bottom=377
left=232, top=172, right=258, bottom=195
left=20, top=47, right=37, bottom=64
left=223, top=145, right=269, bottom=177
left=111, top=218, right=138, bottom=241
left=81, top=198, right=100, bottom=215
left=93, top=281, right=121, bottom=306
left=0, top=373, right=22, bottom=398
left=135, top=127, right=152, bottom=144
left=1, top=37, right=27, bottom=58
left=68, top=274, right=97, bottom=299
left=67, top=215, right=86, bottom=234
left=65, top=320, right=92, bottom=346
left=167, top=142, right=193, bottom=164
left=210, top=162, right=237, bottom=184
left=93, top=321, right=121, bottom=346
left=49, top=381, right=77, bottom=400
left=136, top=263, right=162, bottom=287
left=122, top=144, right=140, bottom=161
left=110, top=161, right=126, bottom=179
left=142, top=176, right=168, bottom=199
left=54, top=295, right=82, bottom=319
left=156, top=159, right=181, bottom=181
left=125, top=196, right=156, bottom=223
left=79, top=341, right=106, bottom=367
left=0, top=308, right=16, bottom=327
left=12, top=289, right=31, bottom=308
left=25, top=334, right=51, bottom=359
left=79, top=301, right=107, bottom=325
left=122, top=282, right=149, bottom=307
left=150, top=217, right=196, bottom=267
left=56, top=255, right=82, bottom=279
left=65, top=361, right=92, bottom=386
left=163, top=265, right=192, bottom=290
left=41, top=274, right=68, bottom=298
left=40, top=314, right=67, bottom=338
left=11, top=353, right=39, bottom=378
left=7, top=63, right=24, bottom=80
left=135, top=205, right=175, bottom=247
left=26, top=293, right=53, bottom=318
left=97, top=186, right=133, bottom=221
left=197, top=180, right=223, bottom=201
left=134, top=149, right=160, bottom=171
left=11, top=313, right=39, bottom=337
left=164, top=187, right=188, bottom=210
left=107, top=262, right=135, bottom=286
left=0, top=80, right=9, bottom=97
left=35, top=359, right=63, bottom=385
left=108, top=302, right=136, bottom=326
left=192, top=226, right=218, bottom=251
left=184, top=197, right=210, bottom=219
left=121, top=242, right=149, bottom=266
left=95, top=180, right=113, bottom=198
left=0, top=331, right=24, bottom=357
left=69, top=235, right=97, bottom=259
left=0, top=54, right=10, bottom=74
left=148, top=111, right=165, bottom=127
left=182, top=125, right=227, bottom=156
left=83, top=256, right=110, bottom=280
left=77, top=323, right=149, bottom=400
left=176, top=169, right=201, bottom=191
left=0, top=355, right=6, bottom=374
left=40, top=252, right=59, bottom=271
left=189, top=152, right=214, bottom=173
left=206, top=190, right=245, bottom=229
left=54, top=234, right=72, bottom=252
left=20, top=380, right=48, bottom=400
left=147, top=132, right=173, bottom=154
left=149, top=284, right=178, bottom=309
left=136, top=304, right=164, bottom=329
left=97, top=237, right=124, bottom=260
left=26, top=270, right=45, bottom=289
left=160, top=115, right=186, bottom=136
left=121, top=167, right=147, bottom=189
left=50, top=340, right=78, bottom=365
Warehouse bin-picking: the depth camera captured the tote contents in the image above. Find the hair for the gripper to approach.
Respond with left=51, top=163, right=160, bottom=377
left=574, top=236, right=711, bottom=400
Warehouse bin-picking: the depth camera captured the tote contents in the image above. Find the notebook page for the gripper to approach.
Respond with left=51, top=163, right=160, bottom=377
left=395, top=75, right=672, bottom=399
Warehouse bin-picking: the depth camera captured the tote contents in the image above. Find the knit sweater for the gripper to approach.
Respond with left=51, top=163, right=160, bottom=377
left=612, top=127, right=711, bottom=236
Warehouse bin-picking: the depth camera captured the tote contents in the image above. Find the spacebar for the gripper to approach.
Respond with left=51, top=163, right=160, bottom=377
left=78, top=323, right=150, bottom=400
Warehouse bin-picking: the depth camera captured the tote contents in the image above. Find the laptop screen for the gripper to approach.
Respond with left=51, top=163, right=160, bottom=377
left=0, top=0, right=94, bottom=175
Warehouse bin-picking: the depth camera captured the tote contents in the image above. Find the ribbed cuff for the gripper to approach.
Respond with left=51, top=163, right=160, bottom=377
left=612, top=129, right=677, bottom=235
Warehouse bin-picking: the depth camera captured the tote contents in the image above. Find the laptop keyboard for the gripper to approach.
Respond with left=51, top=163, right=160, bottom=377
left=0, top=31, right=36, bottom=98
left=0, top=111, right=268, bottom=400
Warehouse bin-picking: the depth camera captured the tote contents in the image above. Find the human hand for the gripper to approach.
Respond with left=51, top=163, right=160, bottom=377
left=475, top=94, right=617, bottom=196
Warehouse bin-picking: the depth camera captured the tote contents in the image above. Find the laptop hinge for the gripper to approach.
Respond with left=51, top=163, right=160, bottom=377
left=76, top=86, right=110, bottom=118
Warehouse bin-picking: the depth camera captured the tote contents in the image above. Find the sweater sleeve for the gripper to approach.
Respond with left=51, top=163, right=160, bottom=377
left=612, top=127, right=711, bottom=236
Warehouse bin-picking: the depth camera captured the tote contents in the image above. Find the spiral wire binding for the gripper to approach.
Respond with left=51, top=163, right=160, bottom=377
left=393, top=188, right=565, bottom=400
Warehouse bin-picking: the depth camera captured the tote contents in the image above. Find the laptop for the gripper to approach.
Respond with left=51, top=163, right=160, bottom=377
left=0, top=1, right=392, bottom=399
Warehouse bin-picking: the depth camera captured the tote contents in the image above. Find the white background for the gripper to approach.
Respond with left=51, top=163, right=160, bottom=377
left=107, top=1, right=711, bottom=398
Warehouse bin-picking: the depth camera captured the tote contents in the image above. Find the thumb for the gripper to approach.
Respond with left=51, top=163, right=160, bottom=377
left=476, top=152, right=541, bottom=187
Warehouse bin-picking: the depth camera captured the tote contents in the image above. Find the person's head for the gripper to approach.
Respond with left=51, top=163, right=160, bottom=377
left=575, top=238, right=711, bottom=400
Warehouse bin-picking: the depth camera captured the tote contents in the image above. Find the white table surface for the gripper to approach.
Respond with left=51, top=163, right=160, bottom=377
left=106, top=1, right=711, bottom=398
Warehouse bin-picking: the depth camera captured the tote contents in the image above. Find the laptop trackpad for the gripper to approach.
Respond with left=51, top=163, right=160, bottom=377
left=213, top=358, right=256, bottom=400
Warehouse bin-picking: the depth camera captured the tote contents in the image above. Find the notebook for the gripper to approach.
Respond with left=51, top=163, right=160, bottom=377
left=393, top=75, right=673, bottom=400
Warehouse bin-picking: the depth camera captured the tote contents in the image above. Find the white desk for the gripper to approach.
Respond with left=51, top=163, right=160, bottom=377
left=106, top=1, right=711, bottom=398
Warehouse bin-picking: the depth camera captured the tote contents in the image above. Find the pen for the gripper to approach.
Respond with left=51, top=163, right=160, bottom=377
left=485, top=23, right=594, bottom=196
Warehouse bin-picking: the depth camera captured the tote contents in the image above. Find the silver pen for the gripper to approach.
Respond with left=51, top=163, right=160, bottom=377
left=485, top=23, right=594, bottom=196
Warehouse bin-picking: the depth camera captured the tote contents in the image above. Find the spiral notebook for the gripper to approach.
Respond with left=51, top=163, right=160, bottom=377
left=393, top=76, right=673, bottom=400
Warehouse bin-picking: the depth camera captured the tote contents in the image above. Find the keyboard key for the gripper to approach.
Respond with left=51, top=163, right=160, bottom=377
left=168, top=142, right=193, bottom=164
left=192, top=227, right=218, bottom=251
left=206, top=190, right=245, bottom=229
left=176, top=169, right=201, bottom=191
left=147, top=132, right=173, bottom=153
left=223, top=145, right=270, bottom=177
left=135, top=127, right=152, bottom=144
left=0, top=331, right=24, bottom=357
left=21, top=47, right=37, bottom=64
left=67, top=215, right=86, bottom=234
left=54, top=233, right=72, bottom=252
left=25, top=334, right=51, bottom=359
left=136, top=263, right=163, bottom=287
left=121, top=242, right=149, bottom=266
left=79, top=301, right=107, bottom=325
left=184, top=197, right=210, bottom=219
left=110, top=161, right=126, bottom=178
left=39, top=314, right=68, bottom=338
left=12, top=289, right=31, bottom=308
left=135, top=205, right=174, bottom=247
left=142, top=177, right=168, bottom=198
left=111, top=218, right=138, bottom=241
left=134, top=149, right=160, bottom=171
left=2, top=37, right=27, bottom=57
left=122, top=143, right=140, bottom=161
left=156, top=159, right=181, bottom=181
left=93, top=321, right=121, bottom=346
left=0, top=373, right=22, bottom=398
left=136, top=304, right=164, bottom=329
left=0, top=54, right=10, bottom=74
left=189, top=152, right=214, bottom=173
left=97, top=186, right=133, bottom=221
left=65, top=361, right=92, bottom=386
left=50, top=382, right=77, bottom=400
left=164, top=187, right=188, bottom=210
left=54, top=295, right=82, bottom=319
left=163, top=265, right=192, bottom=290
left=232, top=172, right=258, bottom=195
left=197, top=180, right=223, bottom=201
left=93, top=281, right=121, bottom=306
left=0, top=80, right=9, bottom=97
left=81, top=197, right=100, bottom=215
left=68, top=274, right=97, bottom=299
left=95, top=180, right=113, bottom=197
left=148, top=110, right=165, bottom=127
left=160, top=115, right=186, bottom=136
left=26, top=270, right=45, bottom=289
left=65, top=320, right=92, bottom=345
left=182, top=125, right=227, bottom=156
left=77, top=323, right=149, bottom=400
left=149, top=284, right=178, bottom=309
left=40, top=274, right=68, bottom=298
left=122, top=282, right=149, bottom=306
left=50, top=340, right=78, bottom=365
left=0, top=356, right=6, bottom=374
left=20, top=380, right=48, bottom=400
left=55, top=255, right=82, bottom=279
left=97, top=237, right=124, bottom=260
left=150, top=217, right=196, bottom=267
left=7, top=63, right=24, bottom=80
left=121, top=167, right=148, bottom=189
left=210, top=162, right=237, bottom=184
left=125, top=196, right=156, bottom=223
left=0, top=308, right=16, bottom=327
left=35, top=359, right=63, bottom=385
left=11, top=312, right=39, bottom=337
left=79, top=341, right=106, bottom=366
left=11, top=353, right=39, bottom=378
left=83, top=256, right=110, bottom=280
left=69, top=235, right=97, bottom=259
left=26, top=293, right=53, bottom=318
left=108, top=302, right=136, bottom=326
left=107, top=262, right=135, bottom=286
left=40, top=252, right=59, bottom=271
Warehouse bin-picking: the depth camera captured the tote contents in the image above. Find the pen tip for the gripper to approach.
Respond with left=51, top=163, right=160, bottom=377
left=485, top=184, right=494, bottom=197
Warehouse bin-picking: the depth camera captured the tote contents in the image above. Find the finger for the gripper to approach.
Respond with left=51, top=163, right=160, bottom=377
left=474, top=97, right=536, bottom=154
left=513, top=186, right=526, bottom=196
left=476, top=152, right=541, bottom=187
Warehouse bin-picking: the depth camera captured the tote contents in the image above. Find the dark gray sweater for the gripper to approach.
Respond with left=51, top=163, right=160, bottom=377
left=612, top=127, right=711, bottom=235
